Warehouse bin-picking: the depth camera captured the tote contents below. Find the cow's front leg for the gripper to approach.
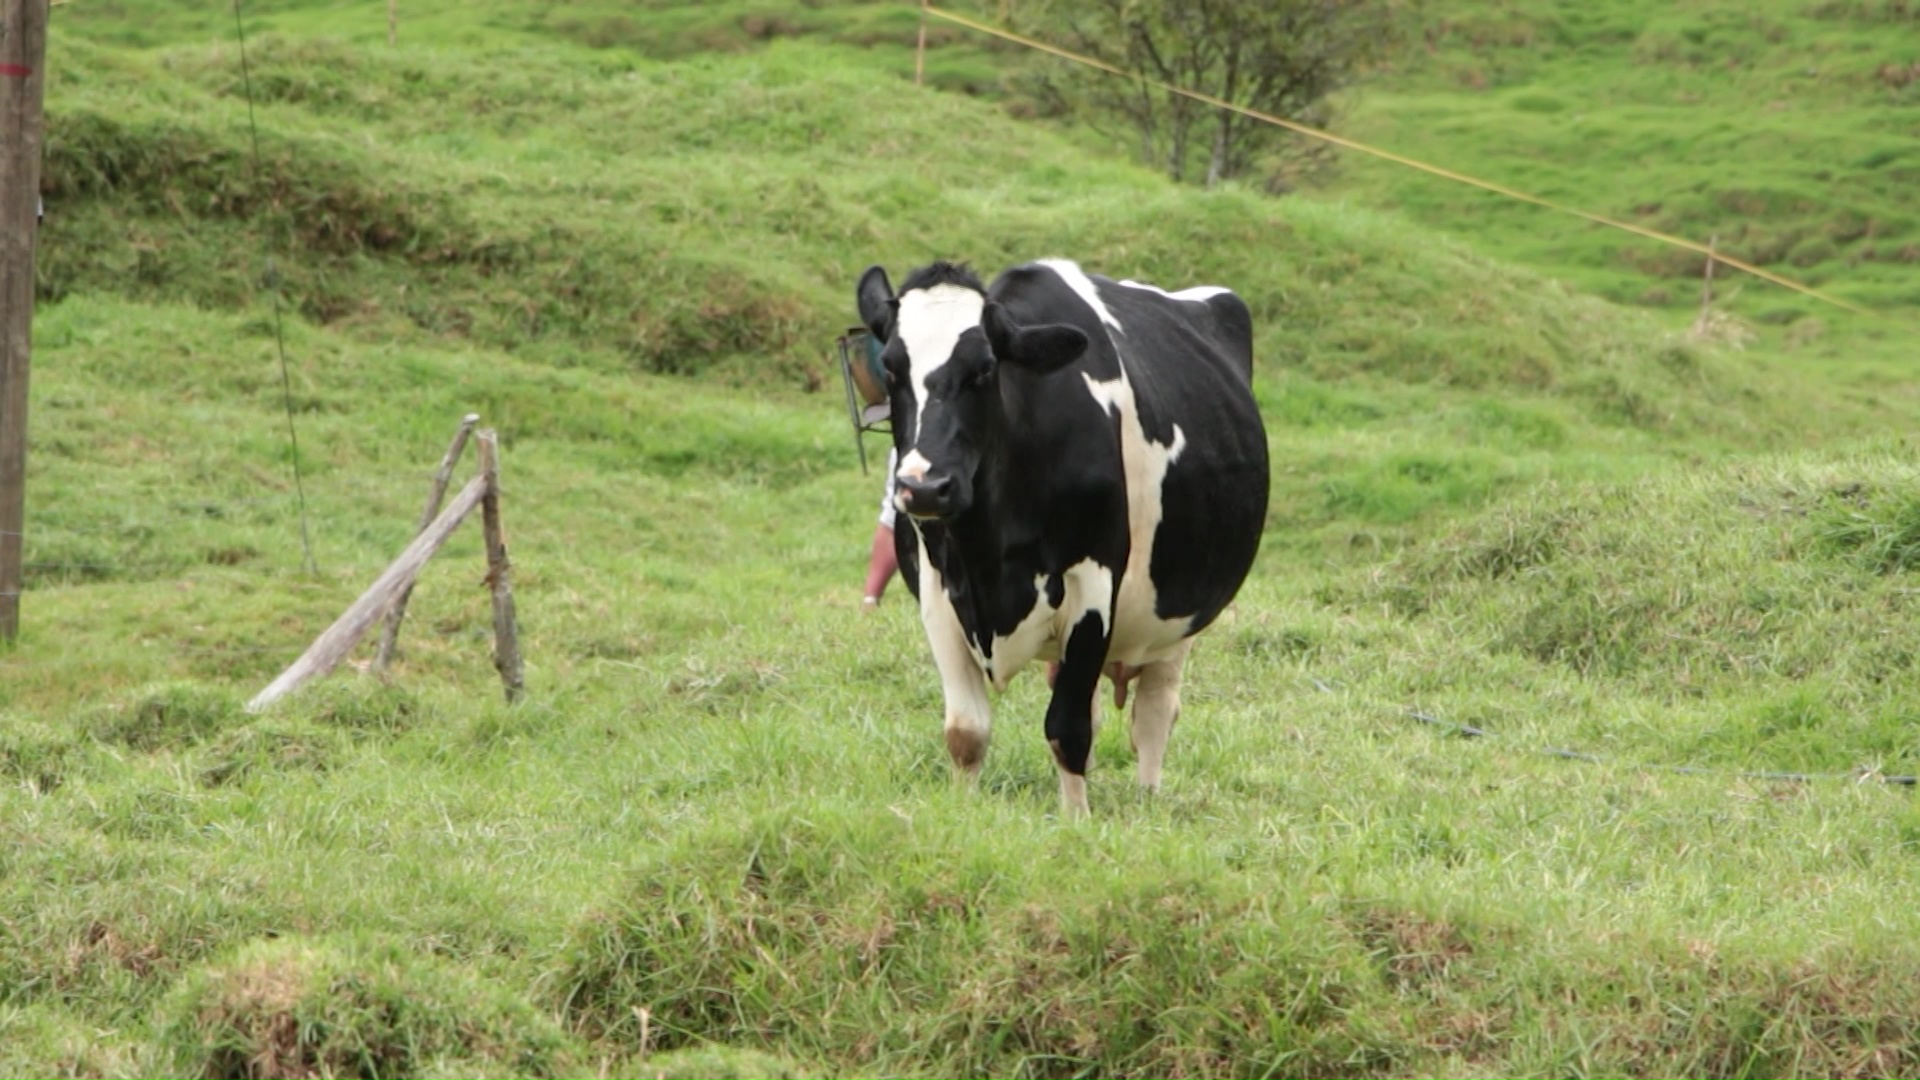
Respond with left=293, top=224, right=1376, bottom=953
left=920, top=568, right=991, bottom=781
left=1048, top=561, right=1115, bottom=818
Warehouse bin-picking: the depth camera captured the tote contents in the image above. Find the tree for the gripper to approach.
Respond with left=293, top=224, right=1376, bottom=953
left=1014, top=0, right=1407, bottom=189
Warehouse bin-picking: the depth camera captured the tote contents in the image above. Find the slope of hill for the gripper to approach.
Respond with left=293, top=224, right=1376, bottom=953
left=1310, top=0, right=1920, bottom=327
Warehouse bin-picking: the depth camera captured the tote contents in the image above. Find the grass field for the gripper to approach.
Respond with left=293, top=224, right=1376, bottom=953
left=1331, top=0, right=1920, bottom=328
left=4, top=1, right=1920, bottom=1076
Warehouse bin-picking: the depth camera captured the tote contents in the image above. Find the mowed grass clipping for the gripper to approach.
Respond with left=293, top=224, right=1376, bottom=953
left=4, top=2, right=1920, bottom=1077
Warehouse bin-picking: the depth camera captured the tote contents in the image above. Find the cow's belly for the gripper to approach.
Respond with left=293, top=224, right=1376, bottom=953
left=980, top=594, right=1189, bottom=692
left=1105, top=571, right=1195, bottom=668
left=983, top=559, right=1121, bottom=691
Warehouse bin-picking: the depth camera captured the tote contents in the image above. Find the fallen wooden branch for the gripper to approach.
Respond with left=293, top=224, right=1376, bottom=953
left=246, top=472, right=489, bottom=713
left=375, top=412, right=479, bottom=671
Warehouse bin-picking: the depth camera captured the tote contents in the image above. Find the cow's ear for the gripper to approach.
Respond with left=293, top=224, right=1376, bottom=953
left=856, top=265, right=895, bottom=341
left=984, top=303, right=1088, bottom=375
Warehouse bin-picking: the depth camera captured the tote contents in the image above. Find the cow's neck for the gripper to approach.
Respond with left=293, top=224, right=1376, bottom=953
left=919, top=403, right=1027, bottom=633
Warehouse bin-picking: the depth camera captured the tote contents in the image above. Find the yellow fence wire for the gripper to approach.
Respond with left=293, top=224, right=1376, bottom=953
left=923, top=3, right=1880, bottom=321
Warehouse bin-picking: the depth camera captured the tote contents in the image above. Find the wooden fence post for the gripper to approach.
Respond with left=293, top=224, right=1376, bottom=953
left=915, top=0, right=927, bottom=86
left=1691, top=233, right=1719, bottom=338
left=476, top=430, right=522, bottom=703
left=246, top=473, right=489, bottom=712
left=375, top=412, right=478, bottom=671
left=0, top=0, right=50, bottom=643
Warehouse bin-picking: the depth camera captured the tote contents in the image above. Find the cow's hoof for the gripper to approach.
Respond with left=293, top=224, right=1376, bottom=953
left=945, top=726, right=987, bottom=777
left=1058, top=772, right=1089, bottom=819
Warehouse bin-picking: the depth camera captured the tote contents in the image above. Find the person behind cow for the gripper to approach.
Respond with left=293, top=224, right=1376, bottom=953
left=856, top=326, right=902, bottom=610
left=862, top=448, right=901, bottom=609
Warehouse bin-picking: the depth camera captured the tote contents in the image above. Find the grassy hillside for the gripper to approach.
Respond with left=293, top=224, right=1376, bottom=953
left=61, top=0, right=1919, bottom=327
left=5, top=3, right=1920, bottom=1077
left=1327, top=0, right=1920, bottom=327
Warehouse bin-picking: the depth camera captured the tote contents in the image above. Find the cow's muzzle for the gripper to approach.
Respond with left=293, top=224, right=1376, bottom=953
left=896, top=473, right=958, bottom=519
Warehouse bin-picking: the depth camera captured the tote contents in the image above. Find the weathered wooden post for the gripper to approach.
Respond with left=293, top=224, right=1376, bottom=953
left=0, top=0, right=49, bottom=642
left=247, top=422, right=526, bottom=711
left=476, top=429, right=523, bottom=703
left=245, top=473, right=489, bottom=712
left=915, top=0, right=927, bottom=86
left=375, top=412, right=478, bottom=671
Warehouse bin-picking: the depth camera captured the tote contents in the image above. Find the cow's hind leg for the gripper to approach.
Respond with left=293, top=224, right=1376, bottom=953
left=1130, top=640, right=1191, bottom=791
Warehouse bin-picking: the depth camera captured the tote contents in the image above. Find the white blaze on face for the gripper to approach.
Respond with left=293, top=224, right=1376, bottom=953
left=1082, top=368, right=1193, bottom=665
left=895, top=283, right=987, bottom=443
left=894, top=448, right=933, bottom=512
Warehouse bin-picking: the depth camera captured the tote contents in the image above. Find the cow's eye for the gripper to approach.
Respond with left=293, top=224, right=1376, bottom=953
left=964, top=367, right=993, bottom=390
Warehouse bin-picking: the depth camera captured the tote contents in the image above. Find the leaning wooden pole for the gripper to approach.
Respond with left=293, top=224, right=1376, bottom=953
left=0, top=0, right=50, bottom=642
left=476, top=429, right=523, bottom=703
left=914, top=0, right=927, bottom=86
left=246, top=472, right=489, bottom=712
left=374, top=412, right=478, bottom=671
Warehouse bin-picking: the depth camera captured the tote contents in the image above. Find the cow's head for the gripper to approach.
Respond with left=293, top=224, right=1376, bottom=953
left=856, top=262, right=1088, bottom=521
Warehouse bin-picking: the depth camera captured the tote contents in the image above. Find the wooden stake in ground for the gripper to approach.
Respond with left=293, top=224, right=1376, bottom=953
left=915, top=0, right=927, bottom=86
left=0, top=0, right=50, bottom=642
left=246, top=473, right=489, bottom=712
left=375, top=412, right=478, bottom=671
left=1690, top=233, right=1719, bottom=339
left=387, top=0, right=396, bottom=45
left=477, top=429, right=523, bottom=704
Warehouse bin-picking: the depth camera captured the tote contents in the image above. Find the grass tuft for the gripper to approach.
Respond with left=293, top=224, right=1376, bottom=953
left=197, top=717, right=347, bottom=788
left=618, top=1045, right=819, bottom=1080
left=156, top=934, right=579, bottom=1079
left=555, top=803, right=1404, bottom=1078
left=1802, top=481, right=1920, bottom=574
left=85, top=682, right=246, bottom=752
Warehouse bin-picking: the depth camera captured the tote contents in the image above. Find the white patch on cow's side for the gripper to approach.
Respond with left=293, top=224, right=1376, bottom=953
left=985, top=558, right=1118, bottom=693
left=1060, top=557, right=1114, bottom=633
left=986, top=574, right=1056, bottom=691
left=1035, top=259, right=1122, bottom=332
left=1116, top=278, right=1232, bottom=303
left=1080, top=370, right=1196, bottom=667
left=896, top=283, right=986, bottom=439
left=916, top=537, right=992, bottom=767
left=1080, top=371, right=1118, bottom=417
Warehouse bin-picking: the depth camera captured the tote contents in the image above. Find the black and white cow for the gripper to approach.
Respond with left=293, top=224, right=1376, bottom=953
left=856, top=258, right=1269, bottom=816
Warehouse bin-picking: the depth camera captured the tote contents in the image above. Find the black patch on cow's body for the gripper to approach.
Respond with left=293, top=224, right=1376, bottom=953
left=863, top=258, right=1268, bottom=785
left=1087, top=279, right=1267, bottom=631
left=898, top=261, right=986, bottom=297
left=1046, top=607, right=1110, bottom=775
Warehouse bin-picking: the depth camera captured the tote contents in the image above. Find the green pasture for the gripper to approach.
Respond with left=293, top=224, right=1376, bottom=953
left=3, top=2, right=1918, bottom=1076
